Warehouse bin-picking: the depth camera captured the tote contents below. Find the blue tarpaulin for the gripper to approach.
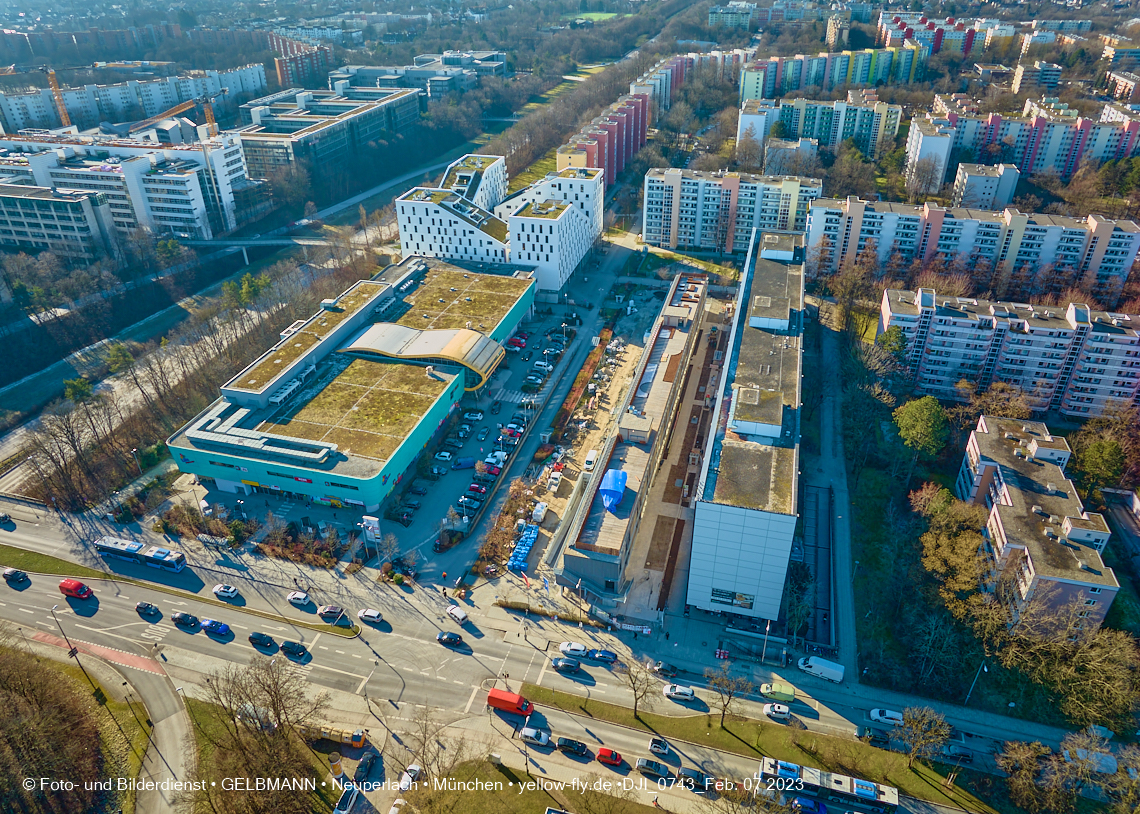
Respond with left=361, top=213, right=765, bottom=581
left=600, top=469, right=628, bottom=511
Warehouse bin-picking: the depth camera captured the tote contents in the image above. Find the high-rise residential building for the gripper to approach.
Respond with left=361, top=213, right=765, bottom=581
left=687, top=232, right=803, bottom=621
left=807, top=198, right=1140, bottom=303
left=952, top=163, right=1020, bottom=209
left=557, top=95, right=649, bottom=187
left=826, top=15, right=851, bottom=50
left=877, top=12, right=980, bottom=55
left=904, top=98, right=1140, bottom=190
left=1020, top=30, right=1057, bottom=56
left=0, top=132, right=258, bottom=240
left=642, top=169, right=821, bottom=253
left=1032, top=20, right=1093, bottom=32
left=738, top=44, right=926, bottom=101
left=879, top=288, right=1140, bottom=416
left=955, top=416, right=1118, bottom=628
left=709, top=3, right=755, bottom=29
left=776, top=98, right=902, bottom=158
left=1012, top=61, right=1062, bottom=94
left=237, top=88, right=422, bottom=181
left=1103, top=40, right=1140, bottom=68
left=0, top=65, right=266, bottom=132
left=397, top=155, right=601, bottom=292
left=1107, top=71, right=1140, bottom=103
left=737, top=99, right=783, bottom=149
left=268, top=33, right=332, bottom=88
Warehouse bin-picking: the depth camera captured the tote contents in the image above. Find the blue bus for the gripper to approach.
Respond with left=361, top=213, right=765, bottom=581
left=756, top=758, right=899, bottom=814
left=94, top=536, right=187, bottom=573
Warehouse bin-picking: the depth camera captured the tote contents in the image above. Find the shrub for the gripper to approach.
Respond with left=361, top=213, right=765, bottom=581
left=393, top=573, right=404, bottom=585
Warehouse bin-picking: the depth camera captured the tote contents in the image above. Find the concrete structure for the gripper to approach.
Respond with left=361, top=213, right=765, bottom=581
left=329, top=52, right=506, bottom=98
left=0, top=132, right=257, bottom=239
left=974, top=63, right=1012, bottom=82
left=826, top=15, right=851, bottom=50
left=808, top=199, right=1140, bottom=304
left=237, top=88, right=422, bottom=180
left=879, top=288, right=1140, bottom=415
left=709, top=3, right=755, bottom=29
left=904, top=97, right=1140, bottom=188
left=956, top=416, right=1118, bottom=629
left=642, top=169, right=821, bottom=253
left=951, top=163, right=1020, bottom=208
left=738, top=45, right=927, bottom=100
left=268, top=32, right=332, bottom=88
left=168, top=259, right=535, bottom=511
left=398, top=156, right=601, bottom=292
left=764, top=138, right=819, bottom=175
left=1107, top=71, right=1140, bottom=103
left=0, top=184, right=120, bottom=262
left=877, top=12, right=980, bottom=55
left=1012, top=61, right=1062, bottom=94
left=0, top=65, right=266, bottom=133
left=558, top=272, right=707, bottom=602
left=770, top=97, right=902, bottom=158
left=688, top=232, right=803, bottom=621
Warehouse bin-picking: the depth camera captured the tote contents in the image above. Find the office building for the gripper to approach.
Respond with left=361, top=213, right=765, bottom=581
left=0, top=132, right=257, bottom=239
left=952, top=163, right=1020, bottom=209
left=642, top=169, right=821, bottom=253
left=687, top=232, right=803, bottom=621
left=880, top=288, right=1140, bottom=416
left=827, top=15, right=851, bottom=50
left=955, top=416, right=1117, bottom=628
left=765, top=98, right=902, bottom=158
left=168, top=260, right=535, bottom=512
left=904, top=98, right=1140, bottom=189
left=329, top=52, right=507, bottom=98
left=398, top=155, right=601, bottom=292
left=237, top=88, right=422, bottom=181
left=808, top=198, right=1140, bottom=303
left=709, top=3, right=755, bottom=29
left=0, top=185, right=120, bottom=262
left=1107, top=71, right=1140, bottom=103
left=557, top=271, right=708, bottom=603
left=268, top=33, right=332, bottom=88
left=738, top=44, right=927, bottom=101
left=0, top=65, right=266, bottom=133
left=1013, top=61, right=1062, bottom=94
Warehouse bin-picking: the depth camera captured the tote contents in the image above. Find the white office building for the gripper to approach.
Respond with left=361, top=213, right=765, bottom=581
left=494, top=166, right=604, bottom=240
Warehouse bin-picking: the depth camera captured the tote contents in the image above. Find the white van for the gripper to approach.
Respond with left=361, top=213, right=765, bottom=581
left=584, top=449, right=599, bottom=472
left=532, top=502, right=549, bottom=523
left=533, top=360, right=554, bottom=373
left=797, top=656, right=845, bottom=683
left=446, top=605, right=469, bottom=624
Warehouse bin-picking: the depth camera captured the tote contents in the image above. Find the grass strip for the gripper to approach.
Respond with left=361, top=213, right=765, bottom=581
left=523, top=683, right=1010, bottom=814
left=0, top=542, right=360, bottom=638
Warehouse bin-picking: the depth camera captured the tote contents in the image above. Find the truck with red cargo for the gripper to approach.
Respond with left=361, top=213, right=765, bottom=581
left=487, top=688, right=533, bottom=715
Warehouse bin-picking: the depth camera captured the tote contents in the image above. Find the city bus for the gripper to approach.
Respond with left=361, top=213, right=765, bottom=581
left=756, top=758, right=898, bottom=814
left=94, top=535, right=187, bottom=573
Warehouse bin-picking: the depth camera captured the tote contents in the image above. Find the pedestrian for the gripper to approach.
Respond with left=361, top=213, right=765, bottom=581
left=665, top=632, right=670, bottom=641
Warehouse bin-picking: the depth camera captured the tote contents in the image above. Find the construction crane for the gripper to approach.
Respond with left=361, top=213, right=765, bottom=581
left=127, top=88, right=228, bottom=136
left=40, top=67, right=70, bottom=127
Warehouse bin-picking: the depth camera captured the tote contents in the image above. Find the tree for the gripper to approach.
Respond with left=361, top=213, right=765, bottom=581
left=826, top=143, right=877, bottom=198
left=893, top=396, right=949, bottom=483
left=245, top=655, right=329, bottom=732
left=905, top=155, right=943, bottom=202
left=781, top=560, right=814, bottom=650
left=896, top=706, right=950, bottom=768
left=877, top=325, right=909, bottom=365
left=1105, top=743, right=1140, bottom=814
left=1074, top=437, right=1125, bottom=499
left=704, top=662, right=754, bottom=727
left=995, top=740, right=1055, bottom=813
left=377, top=532, right=401, bottom=564
left=735, top=123, right=761, bottom=170
left=615, top=659, right=655, bottom=719
left=948, top=381, right=1032, bottom=433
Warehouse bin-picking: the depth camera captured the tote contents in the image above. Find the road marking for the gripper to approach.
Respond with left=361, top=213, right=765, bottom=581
left=308, top=633, right=322, bottom=649
left=463, top=684, right=481, bottom=714
left=335, top=650, right=345, bottom=654
left=318, top=646, right=328, bottom=650
left=536, top=656, right=550, bottom=686
left=18, top=607, right=33, bottom=613
left=453, top=680, right=464, bottom=685
left=352, top=654, right=361, bottom=658
left=231, top=624, right=248, bottom=630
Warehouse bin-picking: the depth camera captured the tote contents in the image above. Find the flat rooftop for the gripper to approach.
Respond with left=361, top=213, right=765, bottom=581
left=441, top=153, right=500, bottom=192
left=394, top=266, right=530, bottom=330
left=0, top=184, right=94, bottom=202
left=514, top=200, right=571, bottom=220
left=975, top=417, right=1116, bottom=587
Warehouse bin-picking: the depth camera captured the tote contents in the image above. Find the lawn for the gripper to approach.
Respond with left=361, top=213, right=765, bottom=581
left=509, top=147, right=559, bottom=192
left=184, top=698, right=340, bottom=813
left=523, top=684, right=1010, bottom=813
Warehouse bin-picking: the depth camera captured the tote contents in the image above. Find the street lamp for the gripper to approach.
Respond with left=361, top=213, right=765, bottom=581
left=964, top=661, right=988, bottom=706
left=50, top=605, right=96, bottom=690
left=131, top=447, right=142, bottom=475
left=561, top=323, right=568, bottom=342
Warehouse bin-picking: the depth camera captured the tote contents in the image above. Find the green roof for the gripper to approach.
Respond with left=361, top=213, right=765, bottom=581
left=515, top=200, right=570, bottom=219
left=231, top=331, right=321, bottom=392
left=395, top=268, right=531, bottom=331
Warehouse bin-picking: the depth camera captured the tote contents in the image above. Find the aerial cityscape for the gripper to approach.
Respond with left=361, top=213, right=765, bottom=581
left=3, top=1, right=1140, bottom=814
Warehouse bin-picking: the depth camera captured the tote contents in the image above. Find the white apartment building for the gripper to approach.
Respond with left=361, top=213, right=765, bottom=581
left=0, top=65, right=266, bottom=132
left=737, top=98, right=783, bottom=148
left=955, top=416, right=1117, bottom=629
left=1012, top=61, right=1062, bottom=94
left=807, top=198, right=1140, bottom=303
left=642, top=168, right=822, bottom=253
left=952, top=163, right=1019, bottom=208
left=0, top=133, right=253, bottom=238
left=879, top=288, right=1140, bottom=416
left=904, top=98, right=1140, bottom=190
left=397, top=154, right=599, bottom=292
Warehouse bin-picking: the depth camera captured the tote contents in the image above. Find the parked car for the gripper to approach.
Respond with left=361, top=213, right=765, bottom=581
left=525, top=375, right=545, bottom=386
left=280, top=641, right=307, bottom=658
left=434, top=451, right=453, bottom=462
left=212, top=584, right=238, bottom=598
left=463, top=411, right=484, bottom=421
left=202, top=619, right=230, bottom=635
left=560, top=642, right=588, bottom=656
left=172, top=612, right=198, bottom=627
left=647, top=660, right=678, bottom=677
left=484, top=465, right=501, bottom=475
left=2, top=568, right=27, bottom=583
left=401, top=500, right=422, bottom=510
left=551, top=657, right=580, bottom=673
left=467, top=483, right=488, bottom=494
left=249, top=632, right=275, bottom=648
left=791, top=799, right=827, bottom=814
left=443, top=438, right=464, bottom=451
left=354, top=752, right=377, bottom=782
left=408, top=485, right=429, bottom=496
left=519, top=727, right=550, bottom=747
left=457, top=496, right=481, bottom=510
left=557, top=737, right=589, bottom=756
left=649, top=737, right=669, bottom=757
left=870, top=709, right=904, bottom=726
left=398, top=764, right=423, bottom=791
left=388, top=513, right=413, bottom=527
left=663, top=684, right=695, bottom=701
left=588, top=649, right=618, bottom=664
left=597, top=748, right=623, bottom=767
left=358, top=608, right=382, bottom=623
left=858, top=727, right=891, bottom=748
left=473, top=473, right=496, bottom=484
left=941, top=743, right=974, bottom=763
left=318, top=605, right=344, bottom=619
left=764, top=703, right=792, bottom=720
left=677, top=768, right=711, bottom=793
left=457, top=424, right=472, bottom=438
left=335, top=785, right=359, bottom=814
left=477, top=427, right=491, bottom=441
left=288, top=591, right=310, bottom=606
left=636, top=758, right=669, bottom=779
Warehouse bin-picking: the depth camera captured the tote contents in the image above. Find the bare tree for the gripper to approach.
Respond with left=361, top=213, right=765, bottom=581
left=906, top=155, right=944, bottom=202
left=704, top=662, right=754, bottom=727
left=246, top=654, right=329, bottom=732
left=377, top=532, right=401, bottom=564
left=615, top=660, right=656, bottom=719
left=896, top=706, right=951, bottom=768
left=1105, top=743, right=1140, bottom=814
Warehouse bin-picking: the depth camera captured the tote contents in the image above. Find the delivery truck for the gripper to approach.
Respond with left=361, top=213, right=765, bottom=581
left=797, top=656, right=845, bottom=683
left=759, top=682, right=796, bottom=703
left=487, top=688, right=533, bottom=715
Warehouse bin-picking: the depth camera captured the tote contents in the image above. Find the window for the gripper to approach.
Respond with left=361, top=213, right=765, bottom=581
left=1084, top=598, right=1097, bottom=606
left=1089, top=587, right=1102, bottom=594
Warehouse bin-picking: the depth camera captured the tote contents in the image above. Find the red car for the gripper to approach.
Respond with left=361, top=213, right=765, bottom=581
left=508, top=337, right=526, bottom=348
left=597, top=748, right=623, bottom=767
left=485, top=465, right=501, bottom=475
left=501, top=428, right=521, bottom=438
left=468, top=484, right=488, bottom=494
left=516, top=331, right=529, bottom=339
